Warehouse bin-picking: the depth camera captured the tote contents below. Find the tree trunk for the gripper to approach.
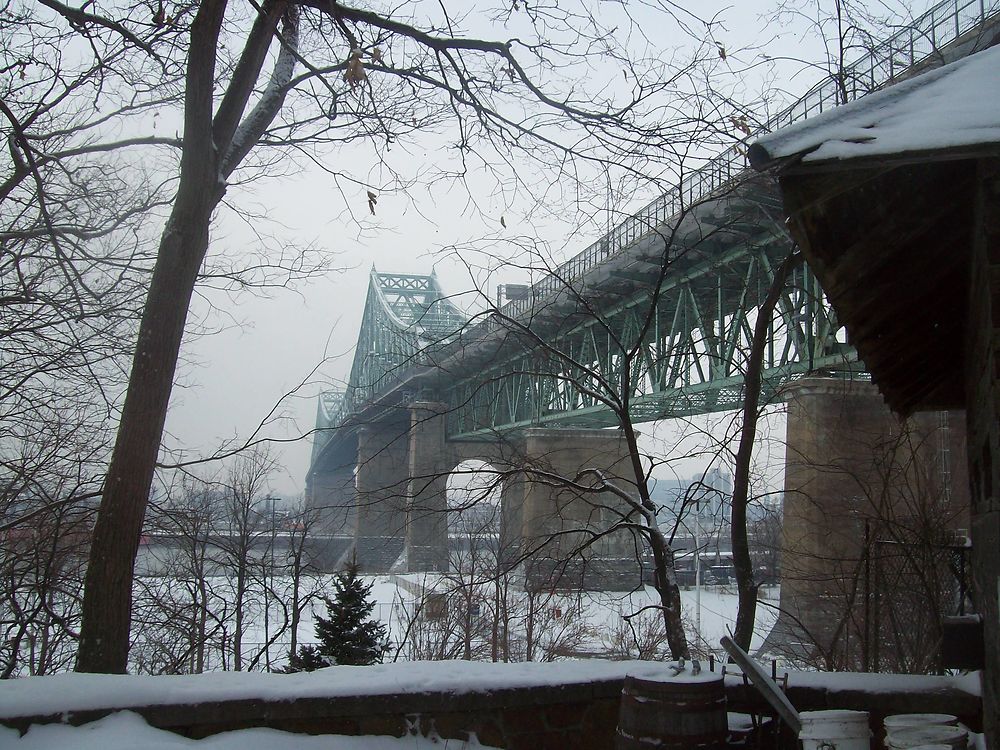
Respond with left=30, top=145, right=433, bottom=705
left=75, top=0, right=228, bottom=674
left=289, top=541, right=304, bottom=657
left=234, top=570, right=245, bottom=671
left=197, top=543, right=208, bottom=673
left=731, top=250, right=802, bottom=652
left=76, top=215, right=216, bottom=673
left=620, top=416, right=690, bottom=658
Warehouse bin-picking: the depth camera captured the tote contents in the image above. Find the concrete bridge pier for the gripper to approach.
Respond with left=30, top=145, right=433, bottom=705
left=355, top=420, right=411, bottom=572
left=511, top=428, right=641, bottom=591
left=773, top=377, right=968, bottom=668
left=306, top=465, right=357, bottom=535
left=305, top=463, right=358, bottom=567
left=406, top=402, right=454, bottom=573
left=341, top=415, right=646, bottom=589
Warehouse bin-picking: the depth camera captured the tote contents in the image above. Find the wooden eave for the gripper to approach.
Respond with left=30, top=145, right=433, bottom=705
left=750, top=140, right=1000, bottom=176
left=776, top=158, right=974, bottom=415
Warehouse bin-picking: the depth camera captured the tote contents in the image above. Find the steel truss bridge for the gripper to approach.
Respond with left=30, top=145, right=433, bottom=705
left=313, top=0, right=998, bottom=454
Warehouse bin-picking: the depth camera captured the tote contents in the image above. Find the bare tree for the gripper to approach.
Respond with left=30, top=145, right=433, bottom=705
left=1, top=1, right=325, bottom=674
left=399, top=174, right=805, bottom=659
left=603, top=606, right=672, bottom=661
left=132, top=470, right=331, bottom=674
left=132, top=477, right=223, bottom=674
left=0, top=490, right=89, bottom=677
left=283, top=499, right=327, bottom=660
left=1, top=8, right=167, bottom=673
left=41, top=0, right=746, bottom=672
left=749, top=504, right=783, bottom=586
left=729, top=249, right=801, bottom=651
left=210, top=448, right=278, bottom=671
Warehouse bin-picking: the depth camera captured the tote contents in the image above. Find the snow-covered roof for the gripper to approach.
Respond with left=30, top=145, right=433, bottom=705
left=749, top=43, right=1000, bottom=169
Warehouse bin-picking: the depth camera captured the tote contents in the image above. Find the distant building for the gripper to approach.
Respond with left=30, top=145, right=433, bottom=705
left=650, top=468, right=732, bottom=527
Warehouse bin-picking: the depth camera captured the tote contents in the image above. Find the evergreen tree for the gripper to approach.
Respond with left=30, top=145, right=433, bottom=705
left=284, top=563, right=388, bottom=672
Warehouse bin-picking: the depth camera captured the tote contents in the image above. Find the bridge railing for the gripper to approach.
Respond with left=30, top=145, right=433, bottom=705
left=490, top=0, right=995, bottom=324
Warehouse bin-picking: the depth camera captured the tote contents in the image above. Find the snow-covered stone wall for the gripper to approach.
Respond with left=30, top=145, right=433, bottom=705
left=0, top=661, right=981, bottom=749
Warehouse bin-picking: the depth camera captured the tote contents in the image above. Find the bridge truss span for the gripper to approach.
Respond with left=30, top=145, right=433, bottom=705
left=301, top=0, right=997, bottom=584
left=310, top=0, right=996, bottom=450
left=444, top=225, right=859, bottom=439
left=341, top=269, right=466, bottom=420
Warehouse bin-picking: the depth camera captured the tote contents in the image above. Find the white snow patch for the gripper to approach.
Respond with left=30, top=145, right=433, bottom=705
left=2, top=657, right=974, bottom=728
left=0, top=659, right=719, bottom=721
left=783, top=669, right=981, bottom=696
left=0, top=710, right=497, bottom=749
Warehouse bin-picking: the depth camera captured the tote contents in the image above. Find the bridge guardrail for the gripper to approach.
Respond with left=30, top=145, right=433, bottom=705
left=491, top=0, right=995, bottom=323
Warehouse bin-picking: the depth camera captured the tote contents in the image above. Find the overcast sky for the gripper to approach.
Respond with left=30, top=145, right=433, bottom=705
left=157, top=0, right=932, bottom=499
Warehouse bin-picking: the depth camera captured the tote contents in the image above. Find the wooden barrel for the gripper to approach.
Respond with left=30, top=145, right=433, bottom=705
left=615, top=674, right=727, bottom=750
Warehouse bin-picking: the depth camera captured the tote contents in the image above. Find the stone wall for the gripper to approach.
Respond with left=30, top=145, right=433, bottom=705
left=0, top=669, right=979, bottom=749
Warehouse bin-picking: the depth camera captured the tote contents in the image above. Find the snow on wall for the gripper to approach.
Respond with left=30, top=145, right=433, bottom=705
left=0, top=658, right=980, bottom=724
left=0, top=660, right=718, bottom=721
left=1, top=711, right=499, bottom=750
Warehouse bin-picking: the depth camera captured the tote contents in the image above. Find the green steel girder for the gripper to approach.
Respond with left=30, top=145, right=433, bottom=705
left=336, top=268, right=466, bottom=424
left=441, top=230, right=861, bottom=439
left=313, top=0, right=996, bottom=472
left=320, top=193, right=861, bottom=449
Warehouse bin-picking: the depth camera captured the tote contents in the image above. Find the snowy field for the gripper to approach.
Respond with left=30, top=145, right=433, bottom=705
left=222, top=574, right=779, bottom=669
left=342, top=575, right=778, bottom=658
left=126, top=572, right=779, bottom=674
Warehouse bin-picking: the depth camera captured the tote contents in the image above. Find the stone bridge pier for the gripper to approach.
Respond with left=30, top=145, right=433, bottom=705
left=309, top=402, right=643, bottom=590
left=353, top=418, right=412, bottom=571
left=772, top=377, right=969, bottom=668
left=306, top=465, right=357, bottom=533
left=502, top=428, right=639, bottom=591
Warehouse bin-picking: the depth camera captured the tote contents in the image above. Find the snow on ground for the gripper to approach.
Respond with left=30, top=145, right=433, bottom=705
left=573, top=585, right=780, bottom=655
left=235, top=575, right=778, bottom=668
left=0, top=711, right=497, bottom=750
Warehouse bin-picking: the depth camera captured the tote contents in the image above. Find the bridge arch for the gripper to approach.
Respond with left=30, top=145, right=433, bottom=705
left=446, top=460, right=504, bottom=573
left=447, top=460, right=502, bottom=536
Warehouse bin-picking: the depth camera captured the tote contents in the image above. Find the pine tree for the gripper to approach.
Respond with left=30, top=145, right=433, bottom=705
left=284, top=563, right=388, bottom=672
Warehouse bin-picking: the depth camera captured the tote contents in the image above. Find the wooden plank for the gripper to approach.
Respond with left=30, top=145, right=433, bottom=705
left=720, top=636, right=802, bottom=735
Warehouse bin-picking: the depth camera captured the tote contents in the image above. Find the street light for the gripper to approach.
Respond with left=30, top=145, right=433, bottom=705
left=695, top=496, right=702, bottom=643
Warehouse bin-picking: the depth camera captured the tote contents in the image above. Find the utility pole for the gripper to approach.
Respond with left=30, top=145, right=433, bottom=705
left=695, top=496, right=702, bottom=642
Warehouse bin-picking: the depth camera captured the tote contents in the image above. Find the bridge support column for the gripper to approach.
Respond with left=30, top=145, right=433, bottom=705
left=407, top=402, right=454, bottom=572
left=774, top=377, right=968, bottom=668
left=306, top=466, right=357, bottom=535
left=355, top=421, right=410, bottom=573
left=305, top=465, right=358, bottom=570
left=512, top=428, right=639, bottom=591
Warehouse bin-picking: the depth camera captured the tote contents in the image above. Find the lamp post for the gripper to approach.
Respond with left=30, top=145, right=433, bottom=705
left=695, top=496, right=702, bottom=644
